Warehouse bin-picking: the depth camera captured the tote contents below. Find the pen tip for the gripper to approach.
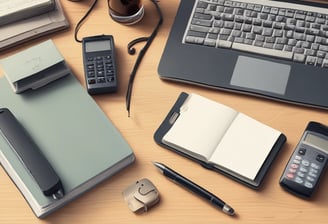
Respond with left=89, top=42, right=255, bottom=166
left=223, top=204, right=235, bottom=216
left=152, top=161, right=164, bottom=173
left=152, top=161, right=161, bottom=167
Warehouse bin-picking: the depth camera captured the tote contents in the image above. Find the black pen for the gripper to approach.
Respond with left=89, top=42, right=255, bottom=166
left=153, top=162, right=235, bottom=216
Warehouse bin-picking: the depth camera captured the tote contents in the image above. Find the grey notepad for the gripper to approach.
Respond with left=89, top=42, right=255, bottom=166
left=0, top=74, right=135, bottom=218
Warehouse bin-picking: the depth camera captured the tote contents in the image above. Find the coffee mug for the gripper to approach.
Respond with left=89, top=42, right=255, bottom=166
left=108, top=0, right=144, bottom=25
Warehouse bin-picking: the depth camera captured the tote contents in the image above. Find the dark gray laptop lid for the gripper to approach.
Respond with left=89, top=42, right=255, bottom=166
left=158, top=0, right=328, bottom=109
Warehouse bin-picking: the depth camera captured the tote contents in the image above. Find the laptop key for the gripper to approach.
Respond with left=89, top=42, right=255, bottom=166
left=190, top=25, right=211, bottom=33
left=191, top=18, right=213, bottom=27
left=187, top=30, right=207, bottom=38
left=323, top=59, right=328, bottom=67
left=185, top=36, right=204, bottom=44
left=216, top=39, right=232, bottom=48
left=293, top=53, right=306, bottom=62
left=194, top=12, right=212, bottom=20
left=306, top=56, right=317, bottom=65
left=204, top=38, right=217, bottom=47
left=232, top=42, right=293, bottom=59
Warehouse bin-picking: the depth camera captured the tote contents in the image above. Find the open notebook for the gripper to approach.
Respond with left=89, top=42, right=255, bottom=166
left=154, top=92, right=286, bottom=188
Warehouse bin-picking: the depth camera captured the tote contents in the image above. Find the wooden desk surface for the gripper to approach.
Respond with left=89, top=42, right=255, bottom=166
left=0, top=0, right=327, bottom=223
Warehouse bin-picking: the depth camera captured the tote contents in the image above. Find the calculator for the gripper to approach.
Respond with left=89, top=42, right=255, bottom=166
left=280, top=121, right=328, bottom=198
left=82, top=35, right=118, bottom=95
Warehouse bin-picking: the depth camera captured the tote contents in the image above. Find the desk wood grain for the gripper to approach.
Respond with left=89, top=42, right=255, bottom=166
left=0, top=0, right=327, bottom=223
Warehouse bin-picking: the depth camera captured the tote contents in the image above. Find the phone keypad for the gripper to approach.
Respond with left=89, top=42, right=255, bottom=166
left=286, top=148, right=324, bottom=189
left=86, top=55, right=115, bottom=85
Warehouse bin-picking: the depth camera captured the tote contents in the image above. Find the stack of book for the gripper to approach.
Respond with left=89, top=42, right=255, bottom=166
left=0, top=40, right=135, bottom=218
left=0, top=0, right=69, bottom=51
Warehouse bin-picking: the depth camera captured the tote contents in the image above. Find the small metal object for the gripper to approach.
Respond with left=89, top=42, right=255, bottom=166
left=122, top=178, right=160, bottom=213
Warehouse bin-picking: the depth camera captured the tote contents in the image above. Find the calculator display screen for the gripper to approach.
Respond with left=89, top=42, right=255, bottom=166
left=304, top=133, right=328, bottom=153
left=85, top=40, right=111, bottom=52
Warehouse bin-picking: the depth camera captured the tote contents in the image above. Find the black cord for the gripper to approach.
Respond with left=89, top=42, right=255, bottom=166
left=72, top=0, right=163, bottom=116
left=74, top=0, right=99, bottom=43
left=125, top=0, right=163, bottom=117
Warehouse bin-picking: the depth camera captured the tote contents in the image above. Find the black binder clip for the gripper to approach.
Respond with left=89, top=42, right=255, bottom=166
left=122, top=178, right=160, bottom=213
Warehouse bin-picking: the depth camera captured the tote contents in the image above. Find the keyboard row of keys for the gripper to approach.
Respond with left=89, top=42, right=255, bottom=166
left=183, top=0, right=328, bottom=67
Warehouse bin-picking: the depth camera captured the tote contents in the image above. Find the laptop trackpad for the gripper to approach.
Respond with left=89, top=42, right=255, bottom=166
left=230, top=56, right=291, bottom=95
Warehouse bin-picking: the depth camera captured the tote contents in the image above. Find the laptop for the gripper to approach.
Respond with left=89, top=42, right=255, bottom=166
left=158, top=0, right=328, bottom=109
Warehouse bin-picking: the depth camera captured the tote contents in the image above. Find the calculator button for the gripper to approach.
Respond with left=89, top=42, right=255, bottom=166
left=302, top=160, right=310, bottom=166
left=310, top=163, right=320, bottom=169
left=107, top=76, right=115, bottom=82
left=299, top=167, right=308, bottom=172
left=306, top=176, right=315, bottom=182
left=289, top=168, right=297, bottom=173
left=304, top=181, right=314, bottom=188
left=287, top=173, right=294, bottom=179
left=309, top=168, right=318, bottom=174
left=88, top=79, right=96, bottom=84
left=295, top=155, right=302, bottom=160
left=106, top=65, right=113, bottom=70
left=291, top=164, right=299, bottom=169
left=98, top=77, right=106, bottom=83
left=87, top=71, right=95, bottom=78
left=97, top=71, right=105, bottom=77
left=295, top=177, right=303, bottom=184
left=308, top=171, right=318, bottom=178
left=298, top=148, right=306, bottom=155
left=316, top=154, right=325, bottom=163
left=293, top=159, right=301, bottom=164
left=97, top=65, right=104, bottom=71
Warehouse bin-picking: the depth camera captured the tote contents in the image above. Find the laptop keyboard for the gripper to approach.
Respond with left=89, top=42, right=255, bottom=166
left=183, top=0, right=328, bottom=68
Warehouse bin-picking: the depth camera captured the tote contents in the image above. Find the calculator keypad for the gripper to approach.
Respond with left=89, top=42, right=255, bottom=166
left=286, top=148, right=324, bottom=189
left=86, top=55, right=115, bottom=86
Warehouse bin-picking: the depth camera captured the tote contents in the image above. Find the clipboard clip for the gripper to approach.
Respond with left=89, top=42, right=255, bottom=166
left=0, top=108, right=65, bottom=199
left=169, top=111, right=180, bottom=125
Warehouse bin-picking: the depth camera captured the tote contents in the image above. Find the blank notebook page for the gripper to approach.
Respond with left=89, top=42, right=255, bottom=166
left=209, top=113, right=281, bottom=180
left=162, top=93, right=238, bottom=160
